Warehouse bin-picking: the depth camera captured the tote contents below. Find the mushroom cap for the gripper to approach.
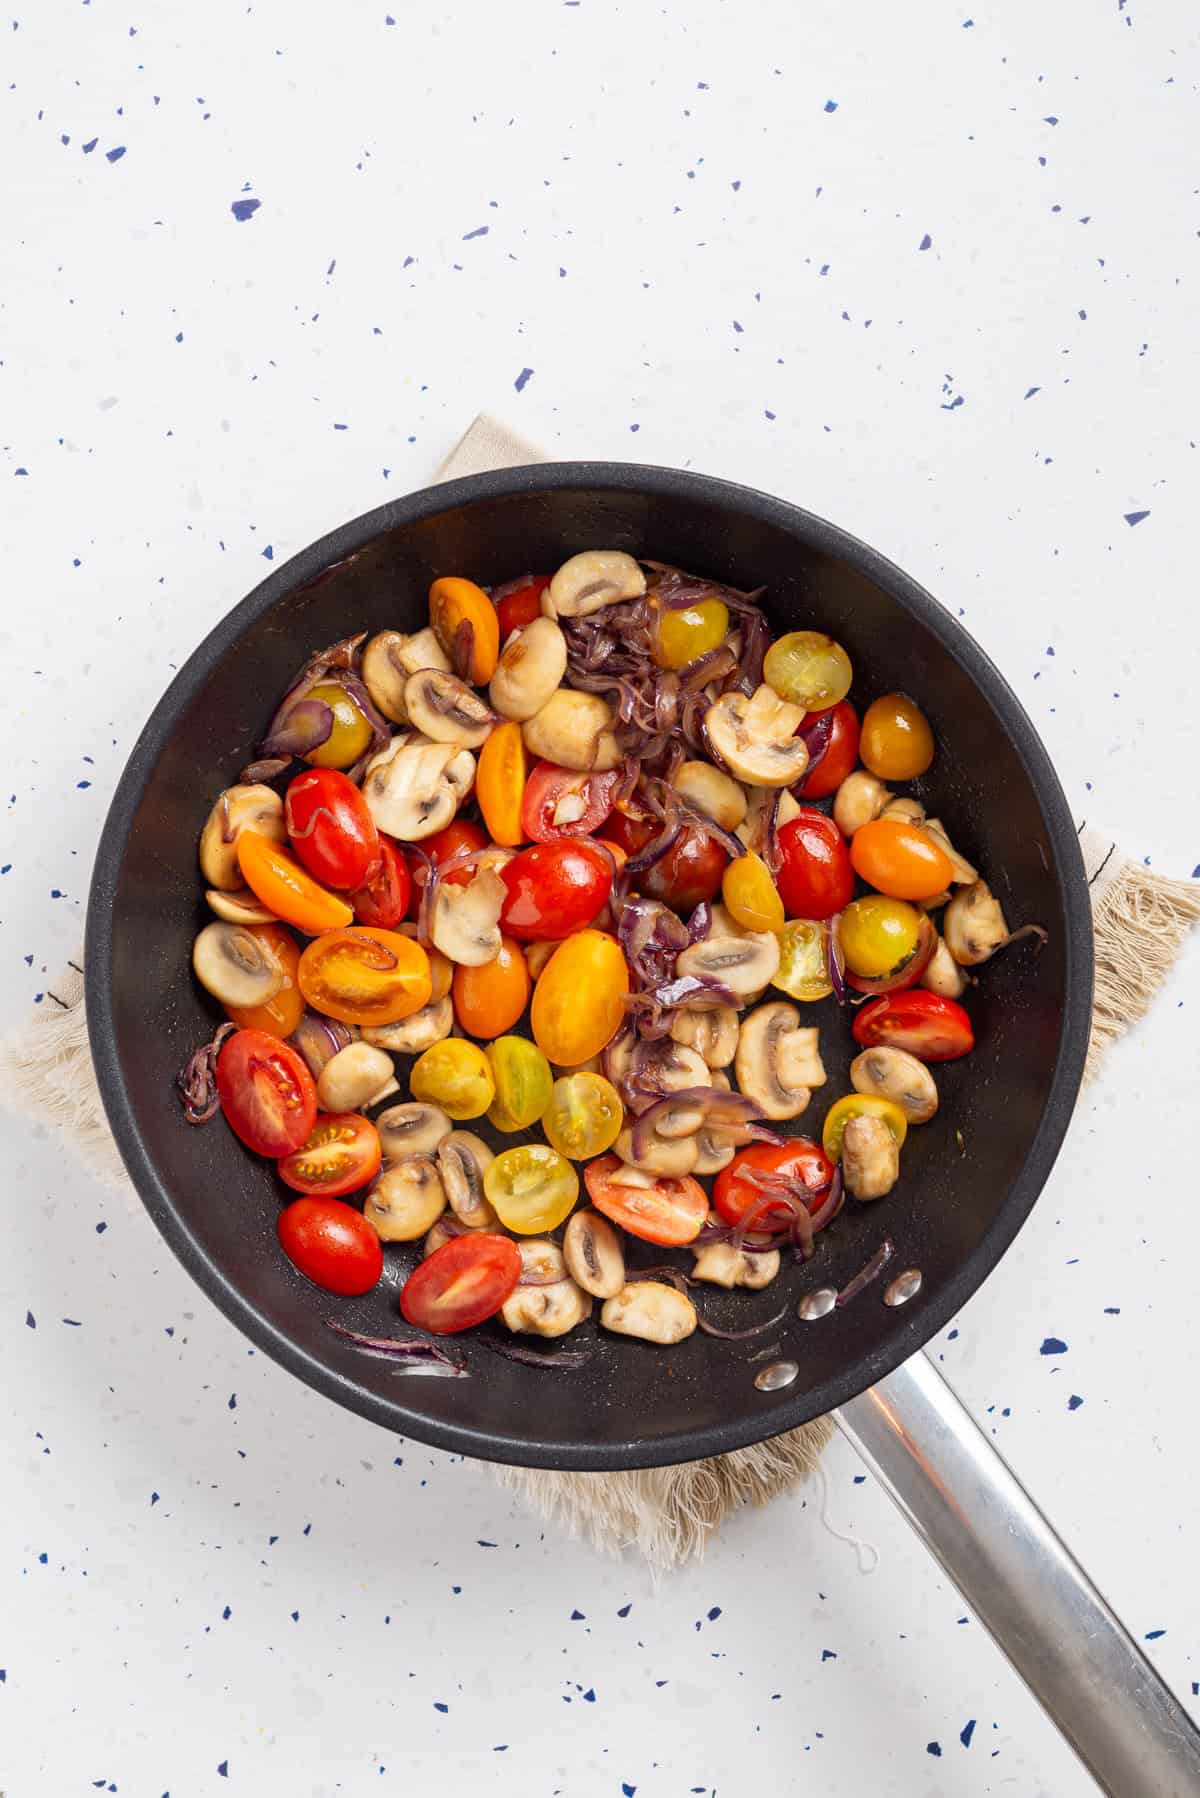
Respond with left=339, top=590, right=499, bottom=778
left=438, top=1131, right=497, bottom=1227
left=500, top=1240, right=592, bottom=1336
left=833, top=770, right=892, bottom=838
left=316, top=1041, right=398, bottom=1113
left=199, top=784, right=285, bottom=890
left=600, top=1282, right=697, bottom=1344
left=522, top=690, right=622, bottom=772
left=669, top=1004, right=739, bottom=1068
left=191, top=921, right=285, bottom=1008
left=612, top=1127, right=700, bottom=1177
left=920, top=933, right=968, bottom=999
left=360, top=631, right=412, bottom=724
left=362, top=1156, right=447, bottom=1241
left=205, top=886, right=278, bottom=926
left=403, top=670, right=496, bottom=748
left=705, top=684, right=809, bottom=787
left=672, top=761, right=747, bottom=831
left=734, top=1001, right=825, bottom=1121
left=691, top=1240, right=781, bottom=1289
left=840, top=1113, right=900, bottom=1201
left=488, top=616, right=568, bottom=722
left=924, top=819, right=980, bottom=886
left=362, top=996, right=454, bottom=1055
left=375, top=1101, right=453, bottom=1159
left=676, top=927, right=781, bottom=998
left=563, top=1208, right=625, bottom=1298
left=430, top=868, right=506, bottom=967
left=361, top=734, right=476, bottom=840
left=850, top=1046, right=939, bottom=1124
left=943, top=878, right=1007, bottom=964
left=546, top=549, right=646, bottom=619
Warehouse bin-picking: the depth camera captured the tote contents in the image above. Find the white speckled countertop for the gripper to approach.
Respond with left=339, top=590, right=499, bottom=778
left=3, top=2, right=1198, bottom=1793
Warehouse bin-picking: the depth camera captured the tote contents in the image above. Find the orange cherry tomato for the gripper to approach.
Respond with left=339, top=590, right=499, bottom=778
left=530, top=929, right=627, bottom=1066
left=850, top=818, right=954, bottom=901
left=452, top=934, right=530, bottom=1038
left=429, top=576, right=500, bottom=684
left=859, top=693, right=935, bottom=781
left=475, top=720, right=529, bottom=848
left=225, top=922, right=304, bottom=1038
left=297, top=926, right=431, bottom=1026
left=236, top=830, right=354, bottom=935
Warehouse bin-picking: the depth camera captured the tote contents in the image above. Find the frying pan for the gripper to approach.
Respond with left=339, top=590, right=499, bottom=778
left=86, top=464, right=1200, bottom=1793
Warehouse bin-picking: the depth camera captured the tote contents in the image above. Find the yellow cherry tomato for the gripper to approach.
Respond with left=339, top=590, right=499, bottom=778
left=822, top=1093, right=909, bottom=1162
left=838, top=895, right=922, bottom=979
left=410, top=1038, right=495, bottom=1121
left=772, top=919, right=833, bottom=1001
left=542, top=1072, right=624, bottom=1160
left=476, top=720, right=529, bottom=848
left=722, top=851, right=785, bottom=934
left=485, top=1036, right=554, bottom=1133
left=530, top=929, right=628, bottom=1066
left=859, top=693, right=935, bottom=781
left=302, top=681, right=375, bottom=770
left=851, top=818, right=953, bottom=901
left=763, top=631, right=853, bottom=711
left=652, top=597, right=729, bottom=671
left=484, top=1143, right=579, bottom=1234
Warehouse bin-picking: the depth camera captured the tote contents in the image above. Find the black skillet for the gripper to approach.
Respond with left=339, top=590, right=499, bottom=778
left=86, top=465, right=1199, bottom=1793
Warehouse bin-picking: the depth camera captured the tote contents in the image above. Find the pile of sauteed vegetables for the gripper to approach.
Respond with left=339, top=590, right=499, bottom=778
left=179, top=553, right=1043, bottom=1366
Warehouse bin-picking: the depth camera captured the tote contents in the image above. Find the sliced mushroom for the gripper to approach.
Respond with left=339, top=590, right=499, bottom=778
left=600, top=1282, right=697, bottom=1344
left=397, top=626, right=453, bottom=677
left=362, top=734, right=475, bottom=840
left=676, top=928, right=781, bottom=999
left=198, top=784, right=285, bottom=890
left=375, top=1101, right=453, bottom=1159
left=670, top=1004, right=739, bottom=1068
left=363, top=1156, right=447, bottom=1241
left=403, top=670, right=496, bottom=748
left=362, top=996, right=454, bottom=1055
left=692, top=1068, right=737, bottom=1174
left=205, top=886, right=278, bottom=926
left=360, top=632, right=411, bottom=724
left=850, top=1047, right=938, bottom=1125
left=192, top=921, right=284, bottom=1008
left=705, top=684, right=809, bottom=787
left=430, top=867, right=505, bottom=966
left=880, top=795, right=926, bottom=825
left=943, top=878, right=1007, bottom=964
left=923, top=819, right=979, bottom=885
left=833, top=770, right=892, bottom=838
left=672, top=761, right=747, bottom=831
left=613, top=1128, right=700, bottom=1176
left=921, top=932, right=969, bottom=999
left=563, top=1208, right=626, bottom=1298
left=489, top=616, right=568, bottom=721
left=316, top=1042, right=399, bottom=1112
left=691, top=1240, right=781, bottom=1289
left=437, top=1131, right=497, bottom=1227
left=546, top=549, right=646, bottom=620
left=735, top=1002, right=825, bottom=1121
left=602, top=1029, right=637, bottom=1089
left=644, top=1041, right=710, bottom=1092
left=423, top=1214, right=494, bottom=1257
left=499, top=1239, right=592, bottom=1337
left=840, top=1113, right=900, bottom=1201
left=736, top=784, right=801, bottom=855
left=522, top=690, right=621, bottom=772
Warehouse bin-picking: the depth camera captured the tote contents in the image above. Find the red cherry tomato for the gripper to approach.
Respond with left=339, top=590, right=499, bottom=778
left=494, top=573, right=552, bottom=641
left=776, top=808, right=855, bottom=920
left=520, top=760, right=619, bottom=844
left=852, top=990, right=975, bottom=1062
left=796, top=700, right=860, bottom=800
left=284, top=768, right=380, bottom=891
left=277, top=1112, right=382, bottom=1198
left=583, top=1154, right=708, bottom=1246
left=600, top=812, right=727, bottom=912
left=348, top=834, right=411, bottom=929
left=277, top=1196, right=383, bottom=1296
left=713, top=1139, right=835, bottom=1229
left=406, top=818, right=488, bottom=913
left=399, top=1232, right=522, bottom=1334
left=216, top=1028, right=317, bottom=1158
left=499, top=839, right=613, bottom=941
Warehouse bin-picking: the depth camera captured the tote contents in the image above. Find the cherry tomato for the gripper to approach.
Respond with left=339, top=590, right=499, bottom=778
left=542, top=1072, right=624, bottom=1160
left=763, top=631, right=853, bottom=711
left=297, top=926, right=431, bottom=1026
left=839, top=895, right=922, bottom=978
left=410, top=1038, right=495, bottom=1119
left=485, top=1036, right=554, bottom=1133
left=775, top=809, right=855, bottom=920
left=216, top=1028, right=317, bottom=1158
left=822, top=1094, right=908, bottom=1162
left=237, top=831, right=354, bottom=935
left=429, top=576, right=500, bottom=684
left=713, top=1139, right=835, bottom=1229
left=600, top=811, right=726, bottom=912
left=302, top=681, right=375, bottom=770
left=520, top=760, right=618, bottom=844
left=484, top=1142, right=579, bottom=1233
left=278, top=1195, right=383, bottom=1296
left=494, top=573, right=551, bottom=640
left=278, top=1112, right=382, bottom=1197
left=285, top=767, right=380, bottom=890
left=407, top=818, right=488, bottom=911
left=476, top=721, right=529, bottom=848
left=796, top=700, right=860, bottom=799
left=530, top=930, right=628, bottom=1066
left=584, top=1154, right=707, bottom=1247
left=773, top=919, right=833, bottom=1001
left=499, top=839, right=612, bottom=941
left=400, top=1232, right=521, bottom=1334
left=859, top=693, right=935, bottom=781
left=452, top=935, right=530, bottom=1037
left=349, top=835, right=411, bottom=930
left=652, top=597, right=729, bottom=671
left=852, top=990, right=975, bottom=1062
left=722, top=851, right=785, bottom=934
left=850, top=818, right=953, bottom=901
left=225, top=922, right=304, bottom=1038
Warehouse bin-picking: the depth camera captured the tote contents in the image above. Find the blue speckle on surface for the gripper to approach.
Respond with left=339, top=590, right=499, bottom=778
left=961, top=1719, right=976, bottom=1748
left=1025, top=386, right=1042, bottom=399
left=228, top=1393, right=237, bottom=1410
left=622, top=1786, right=637, bottom=1796
left=570, top=1608, right=585, bottom=1621
left=1145, top=1629, right=1166, bottom=1641
left=514, top=367, right=534, bottom=393
left=582, top=1688, right=595, bottom=1702
left=918, top=233, right=932, bottom=250
left=433, top=1700, right=448, bottom=1712
left=821, top=1649, right=837, bottom=1661
left=1124, top=509, right=1150, bottom=526
left=463, top=225, right=489, bottom=240
left=105, top=145, right=126, bottom=162
left=1068, top=1394, right=1084, bottom=1411
left=261, top=545, right=274, bottom=560
left=1040, top=1336, right=1068, bottom=1355
left=617, top=1603, right=632, bottom=1617
left=82, top=137, right=98, bottom=153
left=927, top=1742, right=942, bottom=1757
left=823, top=99, right=838, bottom=112
left=26, top=1310, right=35, bottom=1328
left=217, top=1763, right=228, bottom=1779
left=231, top=197, right=261, bottom=222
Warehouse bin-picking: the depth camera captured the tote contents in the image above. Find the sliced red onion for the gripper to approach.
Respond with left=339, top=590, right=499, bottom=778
left=687, top=900, right=713, bottom=943
left=846, top=913, right=938, bottom=996
left=826, top=912, right=847, bottom=1006
left=485, top=1340, right=592, bottom=1369
left=835, top=1237, right=896, bottom=1309
left=626, top=1266, right=694, bottom=1293
left=697, top=1304, right=788, bottom=1341
left=287, top=1012, right=356, bottom=1080
left=450, top=616, right=475, bottom=682
left=808, top=1164, right=845, bottom=1233
left=673, top=798, right=745, bottom=864
left=630, top=1088, right=771, bottom=1161
left=284, top=800, right=337, bottom=842
left=324, top=1319, right=469, bottom=1375
left=646, top=973, right=740, bottom=1010
left=624, top=805, right=683, bottom=876
left=797, top=707, right=835, bottom=778
left=518, top=1267, right=570, bottom=1287
left=239, top=755, right=292, bottom=784
left=681, top=644, right=738, bottom=691
left=763, top=790, right=784, bottom=875
left=490, top=573, right=538, bottom=602
left=1001, top=923, right=1050, bottom=953
left=261, top=695, right=335, bottom=759
left=176, top=1021, right=236, bottom=1124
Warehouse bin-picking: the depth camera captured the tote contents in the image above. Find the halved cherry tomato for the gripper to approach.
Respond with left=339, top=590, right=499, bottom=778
left=452, top=934, right=530, bottom=1037
left=850, top=818, right=953, bottom=902
left=225, top=922, right=304, bottom=1038
left=713, top=1139, right=835, bottom=1228
left=284, top=768, right=380, bottom=891
left=493, top=573, right=551, bottom=641
left=520, top=760, right=618, bottom=844
left=530, top=930, right=627, bottom=1065
left=237, top=830, right=354, bottom=935
left=852, top=990, right=975, bottom=1062
left=216, top=1027, right=317, bottom=1157
left=407, top=818, right=488, bottom=912
left=476, top=721, right=529, bottom=848
left=484, top=1142, right=577, bottom=1231
left=429, top=575, right=500, bottom=684
left=822, top=1094, right=908, bottom=1162
left=796, top=699, right=860, bottom=799
left=584, top=1154, right=707, bottom=1247
left=499, top=839, right=612, bottom=941
left=775, top=809, right=855, bottom=920
left=278, top=1196, right=383, bottom=1295
left=722, top=851, right=785, bottom=934
left=600, top=812, right=727, bottom=912
left=297, top=926, right=431, bottom=1026
left=278, top=1112, right=382, bottom=1197
left=400, top=1232, right=522, bottom=1334
left=349, top=835, right=411, bottom=930
left=542, top=1072, right=624, bottom=1160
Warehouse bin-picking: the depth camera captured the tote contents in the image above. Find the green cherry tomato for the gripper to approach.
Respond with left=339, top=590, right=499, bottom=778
left=763, top=631, right=853, bottom=711
left=541, top=1072, right=624, bottom=1159
left=838, top=895, right=923, bottom=979
left=485, top=1035, right=554, bottom=1133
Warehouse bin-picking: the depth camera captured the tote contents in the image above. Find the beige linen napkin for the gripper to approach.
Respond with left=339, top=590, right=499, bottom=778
left=4, top=416, right=1198, bottom=1571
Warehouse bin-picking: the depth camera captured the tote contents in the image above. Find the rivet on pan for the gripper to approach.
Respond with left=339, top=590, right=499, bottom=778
left=797, top=1286, right=837, bottom=1321
left=884, top=1268, right=923, bottom=1308
left=754, top=1360, right=799, bottom=1392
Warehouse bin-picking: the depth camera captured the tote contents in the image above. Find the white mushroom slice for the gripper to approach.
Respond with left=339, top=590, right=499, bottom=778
left=736, top=784, right=801, bottom=854
left=423, top=1214, right=492, bottom=1257
left=692, top=1069, right=737, bottom=1173
left=563, top=1209, right=625, bottom=1299
left=524, top=940, right=562, bottom=982
left=923, top=819, right=979, bottom=885
left=205, top=886, right=278, bottom=926
left=546, top=549, right=646, bottom=619
left=613, top=1129, right=699, bottom=1177
left=943, top=878, right=1007, bottom=963
left=705, top=684, right=809, bottom=787
left=363, top=1156, right=447, bottom=1241
left=600, top=1282, right=697, bottom=1345
left=362, top=996, right=454, bottom=1055
left=735, top=1002, right=825, bottom=1121
left=921, top=933, right=969, bottom=999
left=850, top=1047, right=939, bottom=1125
left=602, top=1030, right=637, bottom=1089
left=672, top=761, right=747, bottom=831
left=437, top=1131, right=497, bottom=1227
left=403, top=670, right=496, bottom=748
left=430, top=867, right=505, bottom=966
left=396, top=626, right=453, bottom=678
left=646, top=1042, right=710, bottom=1093
left=316, top=1042, right=399, bottom=1112
left=361, top=735, right=464, bottom=840
left=676, top=928, right=781, bottom=998
left=522, top=690, right=621, bottom=772
left=880, top=796, right=926, bottom=824
left=691, top=1241, right=781, bottom=1289
left=670, top=1004, right=739, bottom=1069
left=192, top=921, right=284, bottom=1008
left=488, top=616, right=568, bottom=721
left=840, top=1114, right=900, bottom=1201
left=833, top=770, right=892, bottom=838
left=501, top=1242, right=593, bottom=1337
left=360, top=631, right=411, bottom=723
left=198, top=784, right=285, bottom=890
left=376, top=1101, right=452, bottom=1159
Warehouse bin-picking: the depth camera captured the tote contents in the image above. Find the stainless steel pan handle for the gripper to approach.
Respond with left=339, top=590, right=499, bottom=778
left=837, top=1353, right=1200, bottom=1796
